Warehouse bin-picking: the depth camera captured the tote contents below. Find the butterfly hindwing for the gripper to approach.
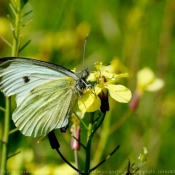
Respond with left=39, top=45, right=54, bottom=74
left=13, top=77, right=77, bottom=137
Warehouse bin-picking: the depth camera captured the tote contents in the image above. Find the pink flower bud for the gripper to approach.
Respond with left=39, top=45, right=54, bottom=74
left=71, top=125, right=81, bottom=151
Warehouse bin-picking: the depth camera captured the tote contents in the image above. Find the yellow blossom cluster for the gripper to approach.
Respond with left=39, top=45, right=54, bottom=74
left=78, top=61, right=132, bottom=113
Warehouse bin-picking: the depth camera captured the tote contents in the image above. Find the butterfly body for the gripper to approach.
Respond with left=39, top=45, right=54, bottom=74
left=0, top=57, right=89, bottom=137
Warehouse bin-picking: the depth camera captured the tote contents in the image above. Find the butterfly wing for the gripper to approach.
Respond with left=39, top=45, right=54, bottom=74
left=0, top=57, right=78, bottom=137
left=0, top=57, right=77, bottom=106
left=13, top=77, right=77, bottom=137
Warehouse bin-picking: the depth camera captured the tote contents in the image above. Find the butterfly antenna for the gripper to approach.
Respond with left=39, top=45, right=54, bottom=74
left=82, top=34, right=88, bottom=69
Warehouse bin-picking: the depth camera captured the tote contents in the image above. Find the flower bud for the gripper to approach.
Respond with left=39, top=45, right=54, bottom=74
left=71, top=125, right=81, bottom=151
left=71, top=114, right=81, bottom=150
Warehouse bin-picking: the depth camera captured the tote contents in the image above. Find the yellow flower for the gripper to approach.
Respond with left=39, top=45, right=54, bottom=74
left=78, top=89, right=101, bottom=113
left=78, top=62, right=132, bottom=113
left=130, top=67, right=164, bottom=110
left=101, top=57, right=128, bottom=74
left=87, top=61, right=128, bottom=83
left=137, top=67, right=164, bottom=93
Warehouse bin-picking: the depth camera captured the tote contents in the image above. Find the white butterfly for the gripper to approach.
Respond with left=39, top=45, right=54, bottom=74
left=0, top=57, right=89, bottom=137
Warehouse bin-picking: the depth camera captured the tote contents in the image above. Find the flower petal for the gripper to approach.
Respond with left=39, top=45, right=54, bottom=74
left=137, top=67, right=155, bottom=88
left=115, top=72, right=129, bottom=78
left=101, top=69, right=115, bottom=79
left=108, top=73, right=129, bottom=84
left=78, top=91, right=101, bottom=113
left=137, top=67, right=164, bottom=92
left=146, top=78, right=164, bottom=92
left=94, top=85, right=102, bottom=95
left=87, top=72, right=97, bottom=82
left=106, top=84, right=132, bottom=103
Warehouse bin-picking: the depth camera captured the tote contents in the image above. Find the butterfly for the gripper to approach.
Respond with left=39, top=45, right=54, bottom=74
left=0, top=57, right=90, bottom=137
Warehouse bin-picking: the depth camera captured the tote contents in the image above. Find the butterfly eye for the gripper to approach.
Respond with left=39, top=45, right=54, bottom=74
left=23, top=76, right=30, bottom=83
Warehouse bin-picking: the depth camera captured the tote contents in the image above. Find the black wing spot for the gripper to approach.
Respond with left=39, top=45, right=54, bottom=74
left=23, top=76, right=30, bottom=83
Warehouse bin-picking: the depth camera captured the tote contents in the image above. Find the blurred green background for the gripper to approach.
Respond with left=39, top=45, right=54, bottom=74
left=0, top=0, right=175, bottom=174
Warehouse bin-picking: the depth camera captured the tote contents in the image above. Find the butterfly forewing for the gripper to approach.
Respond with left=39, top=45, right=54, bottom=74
left=0, top=58, right=77, bottom=106
left=0, top=57, right=80, bottom=137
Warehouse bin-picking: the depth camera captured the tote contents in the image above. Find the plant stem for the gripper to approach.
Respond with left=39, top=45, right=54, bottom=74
left=74, top=112, right=89, bottom=131
left=0, top=106, right=6, bottom=112
left=85, top=123, right=92, bottom=174
left=12, top=0, right=21, bottom=56
left=9, top=128, right=19, bottom=135
left=84, top=113, right=95, bottom=175
left=1, top=97, right=11, bottom=174
left=74, top=150, right=79, bottom=175
left=90, top=145, right=120, bottom=172
left=1, top=1, right=22, bottom=173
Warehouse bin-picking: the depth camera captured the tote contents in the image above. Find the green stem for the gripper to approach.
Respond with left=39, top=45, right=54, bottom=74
left=9, top=128, right=19, bottom=135
left=0, top=106, right=6, bottom=112
left=1, top=1, right=22, bottom=173
left=90, top=112, right=105, bottom=138
left=74, top=150, right=79, bottom=175
left=84, top=115, right=94, bottom=174
left=85, top=124, right=92, bottom=173
left=1, top=97, right=11, bottom=174
left=90, top=145, right=120, bottom=172
left=74, top=112, right=89, bottom=131
left=12, top=0, right=21, bottom=56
